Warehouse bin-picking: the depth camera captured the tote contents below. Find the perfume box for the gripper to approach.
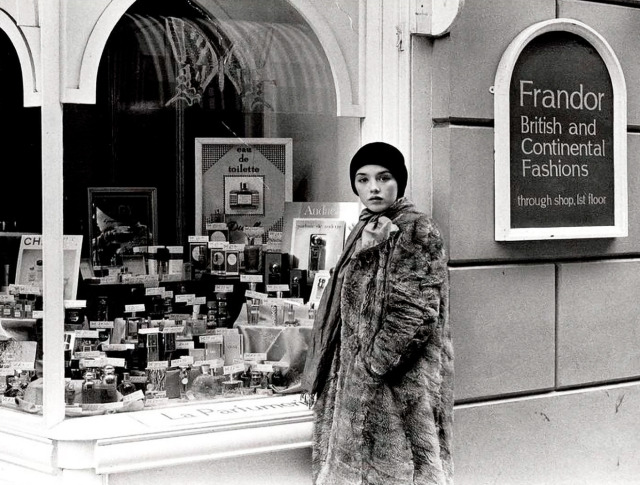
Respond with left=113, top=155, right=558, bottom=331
left=188, top=236, right=209, bottom=279
left=265, top=252, right=289, bottom=286
left=223, top=332, right=244, bottom=365
left=164, top=369, right=181, bottom=399
left=206, top=223, right=229, bottom=242
left=225, top=245, right=242, bottom=276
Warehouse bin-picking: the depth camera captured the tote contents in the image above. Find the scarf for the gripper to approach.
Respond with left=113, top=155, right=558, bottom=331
left=301, top=197, right=412, bottom=402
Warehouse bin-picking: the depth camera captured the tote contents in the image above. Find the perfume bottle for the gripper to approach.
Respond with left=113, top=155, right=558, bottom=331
left=99, top=365, right=118, bottom=403
left=284, top=303, right=297, bottom=326
left=117, top=372, right=137, bottom=396
left=308, top=235, right=327, bottom=272
left=243, top=237, right=263, bottom=274
left=4, top=370, right=24, bottom=398
left=308, top=303, right=316, bottom=321
left=81, top=370, right=100, bottom=404
left=271, top=367, right=285, bottom=387
left=250, top=369, right=262, bottom=389
left=229, top=182, right=260, bottom=209
left=240, top=366, right=252, bottom=388
left=291, top=276, right=301, bottom=299
left=178, top=366, right=190, bottom=400
left=65, top=378, right=76, bottom=405
left=206, top=300, right=217, bottom=330
left=192, top=364, right=221, bottom=400
left=216, top=294, right=230, bottom=327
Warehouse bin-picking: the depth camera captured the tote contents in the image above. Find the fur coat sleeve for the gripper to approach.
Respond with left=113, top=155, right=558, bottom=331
left=363, top=214, right=448, bottom=378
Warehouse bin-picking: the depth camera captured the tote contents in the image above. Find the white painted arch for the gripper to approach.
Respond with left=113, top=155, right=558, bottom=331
left=494, top=18, right=628, bottom=241
left=0, top=9, right=39, bottom=107
left=64, top=0, right=363, bottom=117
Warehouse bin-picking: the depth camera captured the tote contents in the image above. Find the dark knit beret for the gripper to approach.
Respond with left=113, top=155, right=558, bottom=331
left=349, top=142, right=407, bottom=198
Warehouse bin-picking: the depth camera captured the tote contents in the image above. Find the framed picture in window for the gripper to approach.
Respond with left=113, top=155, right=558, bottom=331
left=87, top=187, right=158, bottom=268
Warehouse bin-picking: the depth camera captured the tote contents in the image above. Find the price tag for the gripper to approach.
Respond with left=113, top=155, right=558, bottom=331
left=75, top=330, right=100, bottom=339
left=160, top=274, right=182, bottom=283
left=245, top=290, right=268, bottom=301
left=188, top=235, right=209, bottom=243
left=162, top=326, right=185, bottom=334
left=104, top=357, right=126, bottom=367
left=89, top=321, right=114, bottom=329
left=0, top=295, right=15, bottom=303
left=208, top=241, right=228, bottom=249
left=240, top=274, right=263, bottom=283
left=80, top=358, right=106, bottom=368
left=223, top=363, right=245, bottom=375
left=164, top=290, right=174, bottom=299
left=166, top=246, right=184, bottom=254
left=206, top=223, right=228, bottom=231
left=122, top=390, right=145, bottom=403
left=254, top=363, right=274, bottom=373
left=193, top=358, right=225, bottom=368
left=11, top=361, right=36, bottom=370
left=130, top=375, right=148, bottom=384
left=1, top=396, right=15, bottom=405
left=215, top=285, right=234, bottom=293
left=81, top=402, right=123, bottom=411
left=193, top=296, right=207, bottom=305
left=244, top=352, right=267, bottom=362
left=199, top=335, right=223, bottom=344
left=32, top=310, right=44, bottom=319
left=144, top=397, right=170, bottom=407
left=133, top=246, right=146, bottom=253
left=76, top=351, right=104, bottom=359
left=267, top=284, right=290, bottom=293
left=101, top=344, right=135, bottom=352
left=227, top=244, right=244, bottom=251
left=175, top=294, right=196, bottom=304
left=138, top=328, right=161, bottom=334
left=146, top=361, right=169, bottom=370
left=145, top=287, right=165, bottom=296
left=64, top=300, right=87, bottom=309
left=125, top=304, right=146, bottom=314
left=171, top=356, right=194, bottom=367
left=175, top=341, right=194, bottom=350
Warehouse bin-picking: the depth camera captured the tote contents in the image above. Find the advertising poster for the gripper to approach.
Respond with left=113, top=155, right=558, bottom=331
left=195, top=138, right=292, bottom=237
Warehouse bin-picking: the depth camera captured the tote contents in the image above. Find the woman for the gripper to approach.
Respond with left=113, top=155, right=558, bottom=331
left=302, top=142, right=453, bottom=485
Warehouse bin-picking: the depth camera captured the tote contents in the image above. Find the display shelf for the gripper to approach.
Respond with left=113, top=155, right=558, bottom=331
left=0, top=317, right=37, bottom=340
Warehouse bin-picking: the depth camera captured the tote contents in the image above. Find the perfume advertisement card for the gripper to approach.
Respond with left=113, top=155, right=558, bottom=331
left=195, top=138, right=292, bottom=236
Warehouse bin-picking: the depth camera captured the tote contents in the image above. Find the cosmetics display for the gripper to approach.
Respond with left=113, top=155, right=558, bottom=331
left=0, top=214, right=333, bottom=417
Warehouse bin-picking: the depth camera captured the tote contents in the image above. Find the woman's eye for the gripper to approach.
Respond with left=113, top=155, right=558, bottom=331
left=356, top=178, right=367, bottom=184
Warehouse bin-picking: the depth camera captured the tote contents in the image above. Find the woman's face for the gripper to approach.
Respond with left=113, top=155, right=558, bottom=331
left=354, top=164, right=399, bottom=213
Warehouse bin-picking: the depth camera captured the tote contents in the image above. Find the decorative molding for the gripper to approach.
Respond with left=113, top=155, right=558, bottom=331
left=62, top=0, right=135, bottom=104
left=0, top=8, right=40, bottom=106
left=62, top=0, right=364, bottom=117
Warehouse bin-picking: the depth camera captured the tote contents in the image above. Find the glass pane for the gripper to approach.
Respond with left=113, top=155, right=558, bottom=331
left=0, top=28, right=44, bottom=414
left=62, top=0, right=358, bottom=415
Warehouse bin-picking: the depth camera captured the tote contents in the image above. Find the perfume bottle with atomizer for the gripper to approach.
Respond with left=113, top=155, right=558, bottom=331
left=308, top=234, right=327, bottom=272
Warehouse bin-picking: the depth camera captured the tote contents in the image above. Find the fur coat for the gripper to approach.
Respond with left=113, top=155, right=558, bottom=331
left=303, top=199, right=453, bottom=485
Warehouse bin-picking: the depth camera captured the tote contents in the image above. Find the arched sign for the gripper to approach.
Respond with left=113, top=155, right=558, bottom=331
left=494, top=19, right=627, bottom=241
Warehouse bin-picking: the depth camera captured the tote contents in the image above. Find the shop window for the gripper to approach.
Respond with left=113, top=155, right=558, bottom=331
left=49, top=0, right=356, bottom=416
left=0, top=28, right=43, bottom=411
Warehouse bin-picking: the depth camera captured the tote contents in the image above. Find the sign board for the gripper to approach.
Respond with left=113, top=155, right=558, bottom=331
left=494, top=20, right=627, bottom=240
